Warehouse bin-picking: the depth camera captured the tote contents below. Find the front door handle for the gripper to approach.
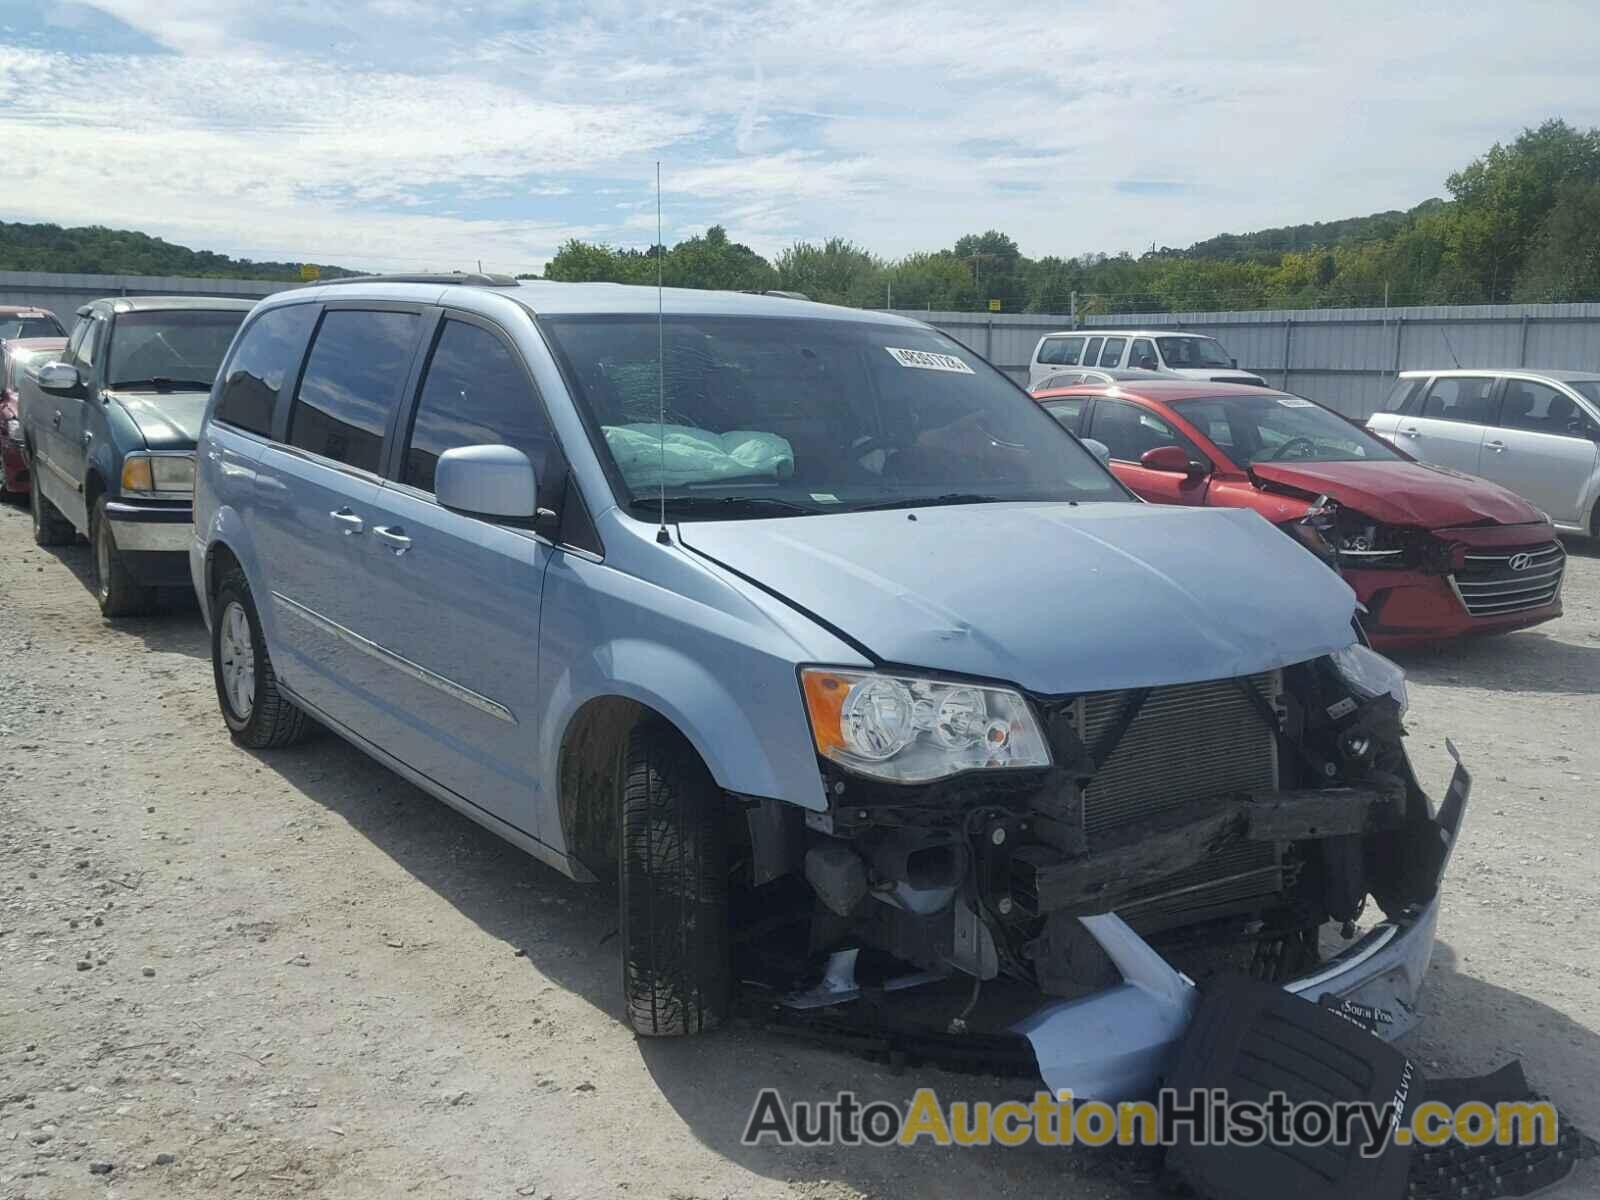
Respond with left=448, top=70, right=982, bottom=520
left=1485, top=440, right=1506, bottom=453
left=51, top=410, right=62, bottom=429
left=329, top=508, right=365, bottom=535
left=1398, top=426, right=1420, bottom=437
left=372, top=525, right=411, bottom=555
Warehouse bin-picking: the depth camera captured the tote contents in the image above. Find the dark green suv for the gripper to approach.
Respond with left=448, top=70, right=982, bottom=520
left=21, top=295, right=252, bottom=616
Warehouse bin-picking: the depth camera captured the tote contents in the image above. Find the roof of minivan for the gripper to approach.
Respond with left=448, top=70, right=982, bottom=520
left=1037, top=329, right=1215, bottom=341
left=274, top=278, right=926, bottom=325
left=82, top=295, right=258, bottom=315
left=1398, top=367, right=1600, bottom=382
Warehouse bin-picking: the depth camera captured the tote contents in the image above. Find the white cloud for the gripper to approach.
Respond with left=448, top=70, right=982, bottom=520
left=3, top=1, right=1599, bottom=273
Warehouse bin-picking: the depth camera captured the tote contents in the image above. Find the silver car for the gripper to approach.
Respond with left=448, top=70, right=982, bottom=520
left=1368, top=369, right=1600, bottom=536
left=190, top=274, right=1469, bottom=1102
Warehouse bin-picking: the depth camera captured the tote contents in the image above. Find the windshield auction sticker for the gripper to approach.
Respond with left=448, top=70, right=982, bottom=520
left=885, top=347, right=975, bottom=374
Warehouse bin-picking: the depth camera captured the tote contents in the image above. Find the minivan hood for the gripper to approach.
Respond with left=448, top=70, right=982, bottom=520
left=678, top=502, right=1357, bottom=695
left=1248, top=459, right=1542, bottom=529
left=107, top=389, right=207, bottom=450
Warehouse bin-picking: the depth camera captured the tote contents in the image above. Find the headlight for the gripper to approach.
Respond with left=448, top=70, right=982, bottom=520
left=1329, top=644, right=1407, bottom=716
left=800, top=668, right=1051, bottom=783
left=121, top=453, right=194, bottom=495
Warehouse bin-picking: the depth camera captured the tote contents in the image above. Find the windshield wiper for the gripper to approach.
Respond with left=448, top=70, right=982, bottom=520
left=847, top=492, right=1001, bottom=512
left=111, top=377, right=214, bottom=392
left=629, top=495, right=821, bottom=518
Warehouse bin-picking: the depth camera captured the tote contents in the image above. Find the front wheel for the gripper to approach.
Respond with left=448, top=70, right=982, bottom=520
left=212, top=569, right=310, bottom=749
left=92, top=497, right=155, bottom=618
left=619, top=719, right=732, bottom=1036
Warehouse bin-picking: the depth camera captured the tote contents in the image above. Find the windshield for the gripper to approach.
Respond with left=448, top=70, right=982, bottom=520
left=1172, top=393, right=1401, bottom=464
left=0, top=317, right=63, bottom=340
left=541, top=315, right=1129, bottom=516
left=1156, top=336, right=1233, bottom=369
left=107, top=310, right=246, bottom=388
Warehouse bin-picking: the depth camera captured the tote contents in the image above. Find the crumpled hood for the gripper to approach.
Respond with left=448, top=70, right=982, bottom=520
left=108, top=390, right=208, bottom=450
left=679, top=502, right=1358, bottom=695
left=1249, top=459, right=1542, bottom=529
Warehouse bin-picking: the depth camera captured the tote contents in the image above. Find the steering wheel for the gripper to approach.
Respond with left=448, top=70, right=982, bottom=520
left=1267, top=436, right=1320, bottom=461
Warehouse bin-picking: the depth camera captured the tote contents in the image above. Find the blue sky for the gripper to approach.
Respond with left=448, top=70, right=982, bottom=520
left=1, top=1, right=1597, bottom=274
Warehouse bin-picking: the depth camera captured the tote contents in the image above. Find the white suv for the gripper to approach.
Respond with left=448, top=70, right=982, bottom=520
left=1029, top=329, right=1265, bottom=389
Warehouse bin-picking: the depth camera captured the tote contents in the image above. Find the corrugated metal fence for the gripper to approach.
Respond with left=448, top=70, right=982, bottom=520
left=4, top=271, right=1598, bottom=420
left=898, top=304, right=1600, bottom=417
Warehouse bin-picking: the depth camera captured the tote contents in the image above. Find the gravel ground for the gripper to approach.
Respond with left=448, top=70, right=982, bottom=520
left=1, top=496, right=1597, bottom=1199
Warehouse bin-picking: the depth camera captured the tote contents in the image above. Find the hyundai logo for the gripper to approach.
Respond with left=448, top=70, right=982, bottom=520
left=1508, top=552, right=1535, bottom=571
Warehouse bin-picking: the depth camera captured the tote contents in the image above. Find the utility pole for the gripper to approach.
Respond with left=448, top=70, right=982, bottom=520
left=1070, top=291, right=1077, bottom=328
left=886, top=281, right=892, bottom=311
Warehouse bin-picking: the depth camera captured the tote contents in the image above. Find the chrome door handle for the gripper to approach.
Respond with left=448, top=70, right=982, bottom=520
left=51, top=410, right=62, bottom=428
left=1398, top=426, right=1420, bottom=437
left=373, top=525, right=411, bottom=555
left=1485, top=440, right=1506, bottom=452
left=329, top=508, right=365, bottom=535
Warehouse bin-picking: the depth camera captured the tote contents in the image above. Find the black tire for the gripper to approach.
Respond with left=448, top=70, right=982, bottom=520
left=91, top=497, right=155, bottom=618
left=29, top=468, right=73, bottom=546
left=212, top=568, right=310, bottom=749
left=619, top=719, right=732, bottom=1036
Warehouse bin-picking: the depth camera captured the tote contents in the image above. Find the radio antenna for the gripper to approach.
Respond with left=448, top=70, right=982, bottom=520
left=655, top=160, right=670, bottom=545
left=1439, top=325, right=1462, bottom=369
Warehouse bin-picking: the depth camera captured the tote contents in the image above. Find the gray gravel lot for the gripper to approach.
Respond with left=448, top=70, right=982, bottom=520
left=1, top=497, right=1597, bottom=1199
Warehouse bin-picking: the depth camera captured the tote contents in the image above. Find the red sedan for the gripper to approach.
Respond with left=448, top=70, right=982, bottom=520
left=1038, top=380, right=1564, bottom=647
left=1, top=336, right=67, bottom=500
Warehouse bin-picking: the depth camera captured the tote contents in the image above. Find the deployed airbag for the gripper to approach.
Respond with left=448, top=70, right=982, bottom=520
left=603, top=423, right=794, bottom=489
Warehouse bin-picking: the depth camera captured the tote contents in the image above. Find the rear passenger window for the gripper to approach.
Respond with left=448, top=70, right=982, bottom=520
left=1420, top=377, right=1494, bottom=425
left=1081, top=337, right=1104, bottom=367
left=1382, top=378, right=1422, bottom=414
left=215, top=304, right=317, bottom=437
left=288, top=310, right=420, bottom=473
left=1098, top=337, right=1127, bottom=367
left=401, top=319, right=556, bottom=499
left=1042, top=398, right=1086, bottom=433
left=1038, top=336, right=1085, bottom=366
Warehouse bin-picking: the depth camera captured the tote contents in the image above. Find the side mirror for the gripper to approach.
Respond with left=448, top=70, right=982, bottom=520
left=1140, top=445, right=1196, bottom=474
left=1229, top=357, right=1239, bottom=369
left=435, top=444, right=538, bottom=520
left=37, top=361, right=81, bottom=395
left=1081, top=437, right=1112, bottom=466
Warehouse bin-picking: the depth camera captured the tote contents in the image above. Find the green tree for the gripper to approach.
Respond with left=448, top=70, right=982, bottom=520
left=774, top=238, right=885, bottom=307
left=1515, top=181, right=1600, bottom=301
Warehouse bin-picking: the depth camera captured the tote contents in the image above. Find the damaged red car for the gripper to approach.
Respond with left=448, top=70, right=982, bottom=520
left=1037, top=380, right=1564, bottom=648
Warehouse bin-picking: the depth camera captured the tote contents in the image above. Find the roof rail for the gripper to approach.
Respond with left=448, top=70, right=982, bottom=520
left=740, top=289, right=810, bottom=301
left=320, top=272, right=522, bottom=288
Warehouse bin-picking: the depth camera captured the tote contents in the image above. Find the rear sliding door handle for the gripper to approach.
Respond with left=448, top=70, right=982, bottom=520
left=373, top=525, right=411, bottom=555
left=329, top=508, right=365, bottom=535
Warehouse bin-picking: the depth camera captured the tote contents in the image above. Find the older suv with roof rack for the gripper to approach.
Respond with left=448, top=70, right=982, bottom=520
left=1030, top=329, right=1265, bottom=388
left=1369, top=368, right=1600, bottom=537
left=189, top=274, right=1467, bottom=1102
left=20, top=295, right=253, bottom=616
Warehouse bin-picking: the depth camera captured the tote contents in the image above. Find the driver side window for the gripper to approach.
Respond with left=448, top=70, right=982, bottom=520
left=1090, top=400, right=1204, bottom=464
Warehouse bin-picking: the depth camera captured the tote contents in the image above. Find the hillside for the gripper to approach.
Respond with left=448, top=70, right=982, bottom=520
left=0, top=220, right=356, bottom=281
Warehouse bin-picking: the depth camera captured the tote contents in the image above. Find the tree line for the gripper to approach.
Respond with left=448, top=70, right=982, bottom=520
left=542, top=119, right=1600, bottom=314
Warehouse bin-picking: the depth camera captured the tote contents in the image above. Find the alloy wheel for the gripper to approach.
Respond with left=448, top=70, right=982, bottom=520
left=219, top=600, right=256, bottom=720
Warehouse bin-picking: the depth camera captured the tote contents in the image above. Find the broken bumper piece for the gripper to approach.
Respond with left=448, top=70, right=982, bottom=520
left=1016, top=752, right=1469, bottom=1102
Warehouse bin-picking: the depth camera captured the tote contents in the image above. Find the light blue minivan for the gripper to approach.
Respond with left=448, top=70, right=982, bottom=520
left=191, top=275, right=1468, bottom=1100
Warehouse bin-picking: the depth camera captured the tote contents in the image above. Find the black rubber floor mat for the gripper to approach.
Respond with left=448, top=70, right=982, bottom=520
left=1165, top=974, right=1416, bottom=1200
left=1406, top=1062, right=1594, bottom=1199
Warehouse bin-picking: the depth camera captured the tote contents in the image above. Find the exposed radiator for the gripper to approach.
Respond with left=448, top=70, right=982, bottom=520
left=1077, top=671, right=1283, bottom=928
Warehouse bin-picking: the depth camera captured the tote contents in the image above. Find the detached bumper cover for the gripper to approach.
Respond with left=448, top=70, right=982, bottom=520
left=1016, top=753, right=1470, bottom=1101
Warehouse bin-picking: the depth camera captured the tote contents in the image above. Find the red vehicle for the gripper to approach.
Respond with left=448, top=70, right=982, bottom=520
left=1, top=336, right=67, bottom=500
left=1038, top=380, right=1564, bottom=647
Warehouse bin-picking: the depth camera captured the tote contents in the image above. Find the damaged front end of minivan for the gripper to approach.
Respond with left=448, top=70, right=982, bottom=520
left=756, top=645, right=1467, bottom=1101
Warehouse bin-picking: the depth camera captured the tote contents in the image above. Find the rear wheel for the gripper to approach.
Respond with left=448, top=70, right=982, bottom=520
left=29, top=469, right=73, bottom=546
left=92, top=497, right=155, bottom=618
left=619, top=719, right=732, bottom=1036
left=212, top=569, right=310, bottom=749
